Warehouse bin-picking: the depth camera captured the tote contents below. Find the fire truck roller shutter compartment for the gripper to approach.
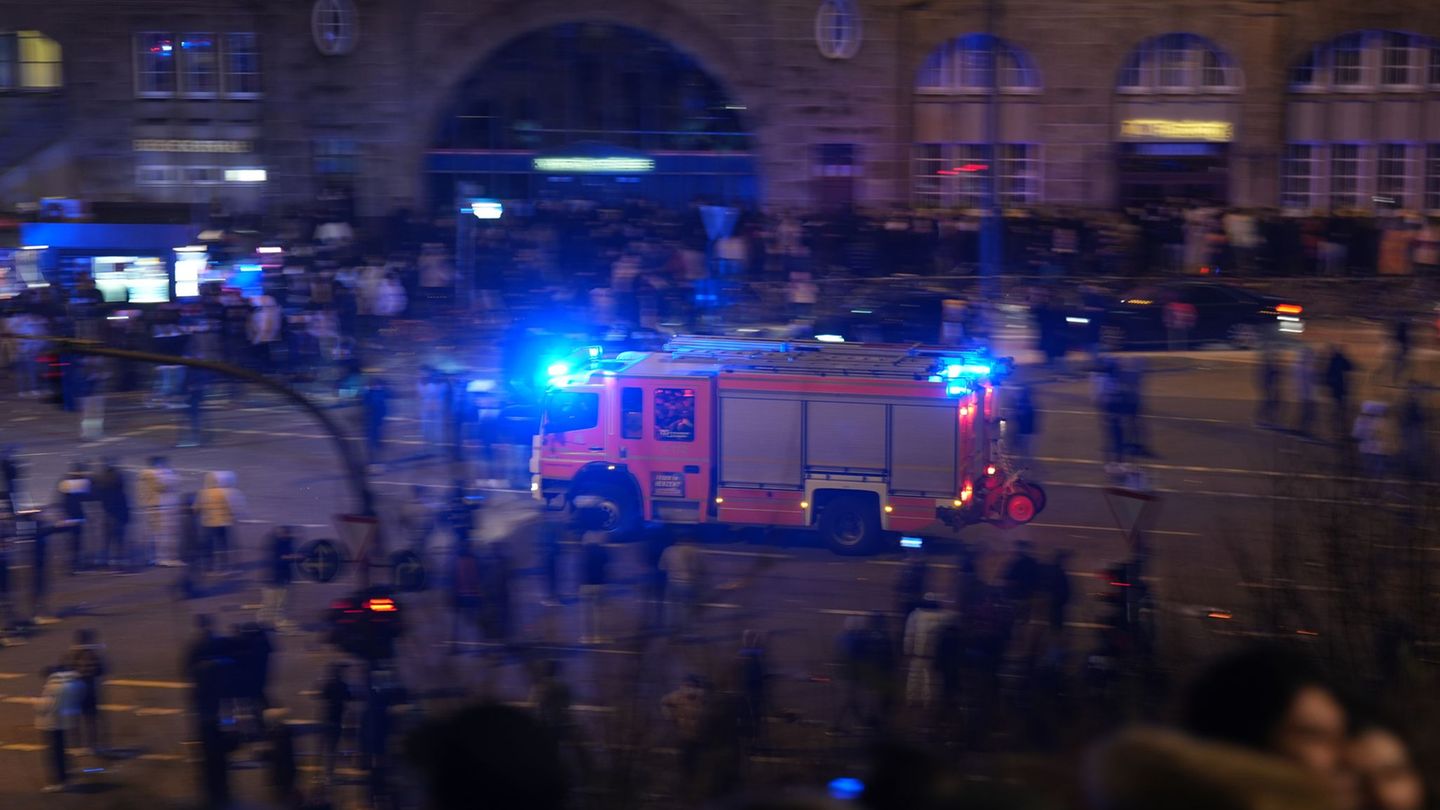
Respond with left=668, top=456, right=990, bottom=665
left=890, top=404, right=958, bottom=495
left=719, top=396, right=803, bottom=487
left=805, top=401, right=887, bottom=472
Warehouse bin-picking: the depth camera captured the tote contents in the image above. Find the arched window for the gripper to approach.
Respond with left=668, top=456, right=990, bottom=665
left=916, top=34, right=1039, bottom=94
left=815, top=0, right=861, bottom=60
left=1118, top=33, right=1239, bottom=93
left=0, top=31, right=62, bottom=91
left=1291, top=30, right=1440, bottom=91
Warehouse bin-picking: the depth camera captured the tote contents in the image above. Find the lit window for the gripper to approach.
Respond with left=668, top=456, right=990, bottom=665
left=224, top=33, right=261, bottom=97
left=312, top=0, right=359, bottom=57
left=1280, top=144, right=1318, bottom=211
left=913, top=144, right=946, bottom=204
left=180, top=33, right=218, bottom=97
left=912, top=143, right=1035, bottom=208
left=314, top=138, right=360, bottom=176
left=137, top=164, right=178, bottom=186
left=815, top=0, right=861, bottom=60
left=1376, top=143, right=1408, bottom=208
left=1116, top=33, right=1237, bottom=93
left=1331, top=33, right=1365, bottom=87
left=135, top=32, right=177, bottom=97
left=1289, top=52, right=1319, bottom=90
left=915, top=34, right=1038, bottom=93
left=0, top=34, right=14, bottom=89
left=1380, top=32, right=1417, bottom=87
left=16, top=31, right=61, bottom=89
left=1329, top=144, right=1363, bottom=210
left=998, top=144, right=1038, bottom=206
left=1425, top=145, right=1440, bottom=210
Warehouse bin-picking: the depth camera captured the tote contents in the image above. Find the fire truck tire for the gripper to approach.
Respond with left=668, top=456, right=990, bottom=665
left=819, top=496, right=882, bottom=555
left=1004, top=492, right=1038, bottom=525
left=569, top=482, right=639, bottom=539
left=1021, top=482, right=1046, bottom=513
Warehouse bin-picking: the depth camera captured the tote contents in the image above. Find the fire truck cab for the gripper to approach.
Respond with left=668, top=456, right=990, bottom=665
left=532, top=336, right=1043, bottom=554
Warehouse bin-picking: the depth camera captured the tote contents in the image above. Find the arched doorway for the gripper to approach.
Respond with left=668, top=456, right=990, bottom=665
left=427, top=23, right=756, bottom=211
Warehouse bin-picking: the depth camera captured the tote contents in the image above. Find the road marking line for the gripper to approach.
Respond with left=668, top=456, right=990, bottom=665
left=1039, top=408, right=1230, bottom=425
left=1028, top=521, right=1200, bottom=538
left=99, top=704, right=137, bottom=712
left=450, top=641, right=639, bottom=656
left=1, top=743, right=45, bottom=752
left=108, top=679, right=189, bottom=690
left=135, top=707, right=183, bottom=716
left=139, top=753, right=184, bottom=761
left=699, top=549, right=794, bottom=560
left=817, top=608, right=870, bottom=616
left=2, top=696, right=39, bottom=704
left=0, top=673, right=26, bottom=680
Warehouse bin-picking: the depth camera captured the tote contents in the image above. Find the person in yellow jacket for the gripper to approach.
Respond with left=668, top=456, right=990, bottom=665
left=196, top=471, right=245, bottom=571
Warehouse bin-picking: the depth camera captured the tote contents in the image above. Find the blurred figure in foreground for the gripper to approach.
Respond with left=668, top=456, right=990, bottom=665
left=407, top=703, right=567, bottom=810
left=1349, top=718, right=1426, bottom=810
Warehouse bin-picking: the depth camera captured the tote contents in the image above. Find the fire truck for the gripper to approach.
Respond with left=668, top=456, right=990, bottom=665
left=531, top=336, right=1045, bottom=554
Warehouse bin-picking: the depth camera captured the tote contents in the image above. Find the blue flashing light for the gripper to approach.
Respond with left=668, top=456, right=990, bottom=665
left=928, top=375, right=942, bottom=383
left=946, top=383, right=965, bottom=396
left=814, top=334, right=845, bottom=343
left=944, top=364, right=963, bottom=379
left=828, top=777, right=865, bottom=801
left=960, top=363, right=991, bottom=376
left=587, top=345, right=603, bottom=360
left=900, top=536, right=924, bottom=549
left=546, top=361, right=571, bottom=378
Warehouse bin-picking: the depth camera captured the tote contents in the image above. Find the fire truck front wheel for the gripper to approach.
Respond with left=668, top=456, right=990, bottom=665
left=569, top=482, right=639, bottom=539
left=819, top=495, right=882, bottom=555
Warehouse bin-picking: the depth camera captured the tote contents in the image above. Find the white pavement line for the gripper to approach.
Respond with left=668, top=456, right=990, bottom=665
left=1028, top=521, right=1201, bottom=538
left=135, top=708, right=183, bottom=716
left=1, top=743, right=45, bottom=752
left=699, top=549, right=794, bottom=560
left=99, top=704, right=138, bottom=712
left=0, top=673, right=25, bottom=680
left=1046, top=479, right=1376, bottom=505
left=702, top=602, right=743, bottom=609
left=1038, top=454, right=1439, bottom=488
left=506, top=700, right=615, bottom=714
left=139, top=753, right=185, bottom=762
left=817, top=608, right=870, bottom=617
left=451, top=641, right=640, bottom=656
left=108, top=678, right=190, bottom=690
left=2, top=696, right=39, bottom=704
left=1039, top=408, right=1231, bottom=425
left=1239, top=581, right=1343, bottom=593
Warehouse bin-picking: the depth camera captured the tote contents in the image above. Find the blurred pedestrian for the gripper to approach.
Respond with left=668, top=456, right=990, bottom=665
left=449, top=538, right=482, bottom=651
left=62, top=629, right=108, bottom=754
left=639, top=524, right=668, bottom=626
left=91, top=458, right=131, bottom=569
left=1010, top=383, right=1038, bottom=468
left=1389, top=315, right=1411, bottom=384
left=1325, top=345, right=1355, bottom=442
left=531, top=659, right=574, bottom=747
left=317, top=661, right=352, bottom=783
left=361, top=376, right=391, bottom=471
left=1163, top=294, right=1197, bottom=351
left=399, top=484, right=436, bottom=553
left=736, top=629, right=770, bottom=751
left=1184, top=647, right=1351, bottom=805
left=262, top=707, right=301, bottom=809
left=55, top=463, right=89, bottom=573
left=35, top=662, right=84, bottom=794
left=1256, top=343, right=1282, bottom=429
left=259, top=525, right=299, bottom=630
left=1397, top=384, right=1430, bottom=483
left=1292, top=345, right=1317, bottom=438
left=417, top=367, right=446, bottom=454
left=178, top=365, right=207, bottom=447
left=1354, top=401, right=1392, bottom=480
left=537, top=511, right=567, bottom=608
left=78, top=356, right=105, bottom=441
left=578, top=523, right=610, bottom=645
left=1002, top=540, right=1042, bottom=627
left=29, top=508, right=53, bottom=622
left=1041, top=549, right=1074, bottom=634
left=662, top=674, right=710, bottom=799
left=660, top=536, right=705, bottom=637
left=903, top=594, right=954, bottom=708
left=138, top=455, right=181, bottom=566
left=894, top=553, right=928, bottom=619
left=0, top=445, right=23, bottom=515
left=197, top=471, right=244, bottom=571
left=1094, top=359, right=1127, bottom=469
left=480, top=539, right=514, bottom=643
left=1117, top=357, right=1153, bottom=457
left=1350, top=718, right=1426, bottom=810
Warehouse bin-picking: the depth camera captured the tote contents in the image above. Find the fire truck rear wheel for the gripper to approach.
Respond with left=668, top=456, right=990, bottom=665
left=570, top=483, right=638, bottom=539
left=1021, top=482, right=1046, bottom=513
left=819, top=495, right=882, bottom=555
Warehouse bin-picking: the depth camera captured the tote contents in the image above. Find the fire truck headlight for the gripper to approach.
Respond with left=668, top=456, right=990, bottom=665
left=714, top=497, right=724, bottom=504
left=883, top=505, right=893, bottom=513
left=800, top=501, right=810, bottom=509
left=952, top=499, right=963, bottom=507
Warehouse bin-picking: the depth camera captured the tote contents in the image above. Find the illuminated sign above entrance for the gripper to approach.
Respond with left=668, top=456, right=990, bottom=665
left=532, top=156, right=655, bottom=173
left=1118, top=119, right=1233, bottom=142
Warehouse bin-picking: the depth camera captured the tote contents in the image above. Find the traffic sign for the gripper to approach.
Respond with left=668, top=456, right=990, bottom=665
left=298, top=539, right=345, bottom=584
left=391, top=550, right=426, bottom=592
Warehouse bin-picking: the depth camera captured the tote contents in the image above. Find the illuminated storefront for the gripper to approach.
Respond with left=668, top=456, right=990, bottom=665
left=18, top=222, right=200, bottom=303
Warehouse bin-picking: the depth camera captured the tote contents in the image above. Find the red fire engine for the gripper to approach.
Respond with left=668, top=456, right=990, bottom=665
left=531, top=336, right=1044, bottom=553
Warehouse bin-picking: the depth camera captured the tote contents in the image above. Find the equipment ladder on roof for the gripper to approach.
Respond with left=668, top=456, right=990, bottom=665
left=661, top=335, right=966, bottom=380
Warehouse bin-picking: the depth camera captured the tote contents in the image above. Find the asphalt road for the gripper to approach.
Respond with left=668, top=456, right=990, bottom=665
left=0, top=317, right=1430, bottom=808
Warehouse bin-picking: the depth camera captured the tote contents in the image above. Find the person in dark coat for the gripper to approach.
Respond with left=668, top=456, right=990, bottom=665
left=361, top=377, right=390, bottom=469
left=90, top=459, right=131, bottom=569
left=55, top=463, right=90, bottom=573
left=1324, top=345, right=1354, bottom=443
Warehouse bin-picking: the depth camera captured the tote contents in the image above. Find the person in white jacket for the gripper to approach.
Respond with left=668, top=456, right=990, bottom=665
left=197, top=471, right=245, bottom=571
left=137, top=456, right=181, bottom=566
left=903, top=594, right=955, bottom=708
left=35, top=664, right=85, bottom=792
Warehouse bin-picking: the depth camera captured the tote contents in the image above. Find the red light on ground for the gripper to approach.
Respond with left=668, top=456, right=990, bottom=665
left=1207, top=611, right=1233, bottom=620
left=1295, top=629, right=1319, bottom=637
left=1107, top=581, right=1132, bottom=588
left=956, top=163, right=989, bottom=172
left=366, top=598, right=397, bottom=613
left=1277, top=304, right=1303, bottom=314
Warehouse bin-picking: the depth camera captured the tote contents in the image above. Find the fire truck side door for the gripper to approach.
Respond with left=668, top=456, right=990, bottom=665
left=617, top=380, right=712, bottom=524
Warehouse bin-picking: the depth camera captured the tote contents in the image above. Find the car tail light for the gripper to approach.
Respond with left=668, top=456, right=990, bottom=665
left=1276, top=304, right=1302, bottom=315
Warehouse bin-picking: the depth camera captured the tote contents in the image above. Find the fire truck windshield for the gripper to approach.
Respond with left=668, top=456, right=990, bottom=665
left=542, top=390, right=599, bottom=433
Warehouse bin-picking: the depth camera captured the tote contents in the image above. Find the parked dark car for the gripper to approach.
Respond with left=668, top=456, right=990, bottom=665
left=1071, top=281, right=1304, bottom=350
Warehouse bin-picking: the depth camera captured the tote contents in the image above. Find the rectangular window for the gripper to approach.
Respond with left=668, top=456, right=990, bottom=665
left=1431, top=44, right=1440, bottom=86
left=1330, top=144, right=1363, bottom=210
left=1376, top=143, right=1408, bottom=208
left=543, top=391, right=599, bottom=434
left=917, top=50, right=948, bottom=92
left=180, top=33, right=218, bottom=97
left=913, top=143, right=945, bottom=204
left=1201, top=49, right=1229, bottom=89
left=998, top=144, right=1037, bottom=205
left=1332, top=34, right=1365, bottom=87
left=653, top=388, right=695, bottom=442
left=1381, top=32, right=1417, bottom=86
left=223, top=33, right=260, bottom=97
left=1118, top=53, right=1144, bottom=90
left=1157, top=37, right=1190, bottom=89
left=0, top=33, right=15, bottom=90
left=137, top=164, right=177, bottom=186
left=135, top=32, right=176, bottom=97
left=17, top=31, right=61, bottom=89
left=958, top=46, right=991, bottom=91
left=1281, top=144, right=1318, bottom=211
left=621, top=387, right=643, bottom=439
left=1425, top=145, right=1440, bottom=210
left=315, top=138, right=360, bottom=176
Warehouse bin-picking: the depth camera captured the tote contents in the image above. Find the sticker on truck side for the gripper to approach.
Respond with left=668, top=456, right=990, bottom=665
left=652, top=471, right=686, bottom=498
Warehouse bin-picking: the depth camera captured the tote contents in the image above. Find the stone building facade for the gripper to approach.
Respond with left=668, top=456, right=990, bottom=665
left=2, top=0, right=1440, bottom=217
